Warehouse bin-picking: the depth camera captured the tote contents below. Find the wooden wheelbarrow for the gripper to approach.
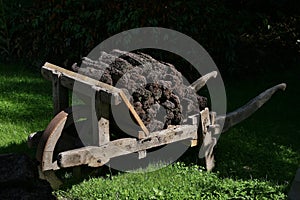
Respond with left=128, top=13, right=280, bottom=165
left=28, top=62, right=286, bottom=188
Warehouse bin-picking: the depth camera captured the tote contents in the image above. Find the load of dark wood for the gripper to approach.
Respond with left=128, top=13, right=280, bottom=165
left=72, top=50, right=207, bottom=132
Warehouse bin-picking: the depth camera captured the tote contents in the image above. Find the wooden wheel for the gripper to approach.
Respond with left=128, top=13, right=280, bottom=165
left=36, top=106, right=92, bottom=189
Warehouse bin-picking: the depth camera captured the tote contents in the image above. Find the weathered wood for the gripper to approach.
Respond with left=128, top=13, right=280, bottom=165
left=138, top=150, right=147, bottom=159
left=58, top=125, right=197, bottom=168
left=36, top=110, right=68, bottom=171
left=181, top=139, right=198, bottom=147
left=190, top=139, right=198, bottom=147
left=58, top=138, right=137, bottom=168
left=37, top=105, right=93, bottom=173
left=210, top=111, right=216, bottom=125
left=52, top=73, right=69, bottom=115
left=90, top=96, right=99, bottom=146
left=38, top=167, right=62, bottom=190
left=42, top=62, right=121, bottom=105
left=42, top=63, right=149, bottom=140
left=205, top=124, right=220, bottom=171
left=138, top=131, right=146, bottom=139
left=200, top=108, right=210, bottom=133
left=95, top=87, right=110, bottom=146
left=98, top=118, right=110, bottom=146
left=198, top=108, right=221, bottom=171
left=216, top=83, right=287, bottom=132
left=36, top=55, right=287, bottom=175
left=119, top=90, right=150, bottom=136
left=189, top=71, right=217, bottom=92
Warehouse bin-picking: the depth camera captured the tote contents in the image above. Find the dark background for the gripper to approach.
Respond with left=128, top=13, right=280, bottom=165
left=1, top=0, right=300, bottom=78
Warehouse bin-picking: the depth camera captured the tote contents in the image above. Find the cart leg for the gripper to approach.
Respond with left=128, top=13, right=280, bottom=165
left=52, top=73, right=69, bottom=115
left=96, top=92, right=110, bottom=146
left=38, top=166, right=62, bottom=190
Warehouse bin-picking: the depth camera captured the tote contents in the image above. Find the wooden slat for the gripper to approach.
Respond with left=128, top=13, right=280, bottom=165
left=58, top=125, right=197, bottom=168
left=98, top=118, right=110, bottom=146
left=200, top=108, right=210, bottom=133
left=89, top=96, right=99, bottom=146
left=42, top=62, right=121, bottom=105
left=119, top=90, right=150, bottom=136
left=43, top=63, right=118, bottom=91
left=95, top=90, right=110, bottom=146
left=42, top=62, right=149, bottom=139
left=52, top=73, right=69, bottom=115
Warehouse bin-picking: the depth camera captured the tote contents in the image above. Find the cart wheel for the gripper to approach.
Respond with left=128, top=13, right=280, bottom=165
left=36, top=105, right=96, bottom=188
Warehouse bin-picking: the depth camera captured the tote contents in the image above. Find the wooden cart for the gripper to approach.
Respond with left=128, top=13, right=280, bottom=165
left=28, top=62, right=286, bottom=189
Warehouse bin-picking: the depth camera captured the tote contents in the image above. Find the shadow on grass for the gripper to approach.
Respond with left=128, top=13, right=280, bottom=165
left=180, top=65, right=300, bottom=193
left=0, top=141, right=37, bottom=162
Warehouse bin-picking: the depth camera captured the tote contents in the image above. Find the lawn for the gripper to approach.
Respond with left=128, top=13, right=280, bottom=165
left=0, top=64, right=53, bottom=154
left=0, top=63, right=299, bottom=199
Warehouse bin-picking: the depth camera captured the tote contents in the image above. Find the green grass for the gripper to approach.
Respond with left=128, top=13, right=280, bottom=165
left=0, top=63, right=53, bottom=154
left=55, top=163, right=286, bottom=199
left=0, top=63, right=299, bottom=199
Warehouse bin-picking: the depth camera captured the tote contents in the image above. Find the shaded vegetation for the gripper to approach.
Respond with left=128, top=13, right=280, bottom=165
left=0, top=0, right=299, bottom=75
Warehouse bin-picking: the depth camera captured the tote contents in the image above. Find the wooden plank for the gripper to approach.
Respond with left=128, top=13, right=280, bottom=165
left=58, top=125, right=197, bottom=168
left=42, top=62, right=121, bottom=105
left=137, top=125, right=197, bottom=150
left=181, top=139, right=198, bottom=147
left=42, top=63, right=149, bottom=138
left=199, top=124, right=220, bottom=171
left=90, top=96, right=99, bottom=146
left=95, top=88, right=110, bottom=146
left=98, top=118, right=110, bottom=146
left=119, top=90, right=150, bottom=136
left=138, top=150, right=147, bottom=159
left=38, top=167, right=62, bottom=189
left=189, top=71, right=217, bottom=92
left=190, top=139, right=198, bottom=147
left=200, top=108, right=210, bottom=133
left=210, top=112, right=216, bottom=125
left=52, top=73, right=69, bottom=115
left=42, top=63, right=118, bottom=92
left=58, top=138, right=137, bottom=168
left=85, top=91, right=110, bottom=147
left=138, top=131, right=146, bottom=139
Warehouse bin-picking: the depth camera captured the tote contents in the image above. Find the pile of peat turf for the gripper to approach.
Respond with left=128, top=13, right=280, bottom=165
left=73, top=50, right=207, bottom=132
